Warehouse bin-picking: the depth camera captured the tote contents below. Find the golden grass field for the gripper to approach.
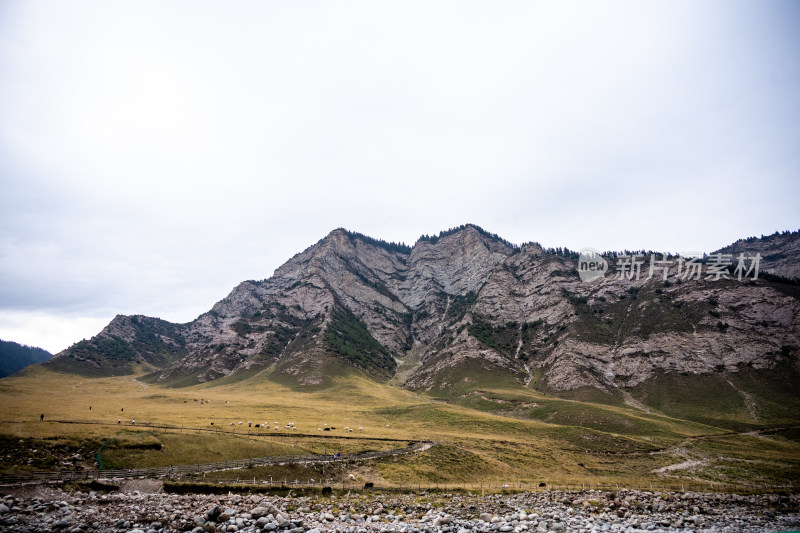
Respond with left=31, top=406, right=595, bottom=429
left=1, top=364, right=798, bottom=491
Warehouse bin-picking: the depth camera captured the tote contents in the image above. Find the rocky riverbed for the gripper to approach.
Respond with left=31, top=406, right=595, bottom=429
left=0, top=484, right=797, bottom=533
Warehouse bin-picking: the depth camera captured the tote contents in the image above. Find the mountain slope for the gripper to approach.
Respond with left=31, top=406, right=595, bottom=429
left=715, top=229, right=800, bottom=281
left=47, top=225, right=800, bottom=426
left=0, top=339, right=52, bottom=378
left=46, top=315, right=188, bottom=376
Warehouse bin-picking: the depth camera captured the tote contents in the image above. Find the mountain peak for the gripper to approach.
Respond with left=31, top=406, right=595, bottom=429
left=48, top=226, right=800, bottom=409
left=415, top=223, right=515, bottom=249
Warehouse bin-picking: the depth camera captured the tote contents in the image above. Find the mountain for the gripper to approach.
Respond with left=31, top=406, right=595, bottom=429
left=0, top=339, right=52, bottom=378
left=47, top=225, right=800, bottom=425
left=716, top=229, right=800, bottom=281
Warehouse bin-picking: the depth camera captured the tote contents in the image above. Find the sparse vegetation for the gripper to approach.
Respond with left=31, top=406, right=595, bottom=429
left=467, top=318, right=517, bottom=356
left=325, top=308, right=396, bottom=375
left=0, top=365, right=798, bottom=489
left=444, top=291, right=478, bottom=324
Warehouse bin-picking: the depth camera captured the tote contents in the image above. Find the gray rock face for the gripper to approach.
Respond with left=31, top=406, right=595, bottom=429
left=49, top=226, right=800, bottom=399
left=717, top=230, right=800, bottom=281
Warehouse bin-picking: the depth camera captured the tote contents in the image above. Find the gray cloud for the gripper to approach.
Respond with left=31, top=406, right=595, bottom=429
left=1, top=1, right=798, bottom=352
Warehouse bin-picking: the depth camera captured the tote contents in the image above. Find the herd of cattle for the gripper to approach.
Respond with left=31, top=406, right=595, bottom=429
left=182, top=399, right=391, bottom=434
left=217, top=421, right=366, bottom=432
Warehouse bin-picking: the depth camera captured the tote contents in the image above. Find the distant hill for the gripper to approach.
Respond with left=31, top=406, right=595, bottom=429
left=0, top=339, right=52, bottom=378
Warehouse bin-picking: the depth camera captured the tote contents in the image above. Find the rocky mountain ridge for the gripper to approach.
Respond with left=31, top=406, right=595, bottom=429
left=48, top=225, right=800, bottom=415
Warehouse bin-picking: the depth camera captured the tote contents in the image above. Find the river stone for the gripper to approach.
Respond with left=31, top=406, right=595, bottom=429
left=251, top=507, right=269, bottom=519
left=207, top=506, right=222, bottom=521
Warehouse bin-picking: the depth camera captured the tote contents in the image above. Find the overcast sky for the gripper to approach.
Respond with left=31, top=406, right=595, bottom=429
left=1, top=1, right=799, bottom=354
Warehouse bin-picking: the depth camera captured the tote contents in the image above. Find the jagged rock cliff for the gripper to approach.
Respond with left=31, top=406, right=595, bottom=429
left=48, top=226, right=800, bottom=400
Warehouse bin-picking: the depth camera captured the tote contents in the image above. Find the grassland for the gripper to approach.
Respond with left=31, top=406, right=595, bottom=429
left=0, top=364, right=798, bottom=491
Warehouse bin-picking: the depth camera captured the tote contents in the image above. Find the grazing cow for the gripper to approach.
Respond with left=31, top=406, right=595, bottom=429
left=322, top=486, right=332, bottom=495
left=364, top=482, right=374, bottom=489
left=539, top=482, right=546, bottom=488
left=324, top=427, right=330, bottom=431
left=254, top=424, right=260, bottom=428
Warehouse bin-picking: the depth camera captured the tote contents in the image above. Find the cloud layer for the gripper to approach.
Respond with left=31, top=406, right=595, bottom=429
left=1, top=1, right=798, bottom=352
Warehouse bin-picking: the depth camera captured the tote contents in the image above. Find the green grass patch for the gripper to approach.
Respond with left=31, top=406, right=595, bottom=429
left=100, top=431, right=308, bottom=469
left=325, top=308, right=396, bottom=376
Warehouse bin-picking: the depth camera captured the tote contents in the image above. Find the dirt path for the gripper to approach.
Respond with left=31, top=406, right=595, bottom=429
left=0, top=436, right=435, bottom=486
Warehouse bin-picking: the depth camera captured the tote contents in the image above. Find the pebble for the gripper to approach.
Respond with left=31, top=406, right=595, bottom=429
left=0, top=488, right=796, bottom=532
